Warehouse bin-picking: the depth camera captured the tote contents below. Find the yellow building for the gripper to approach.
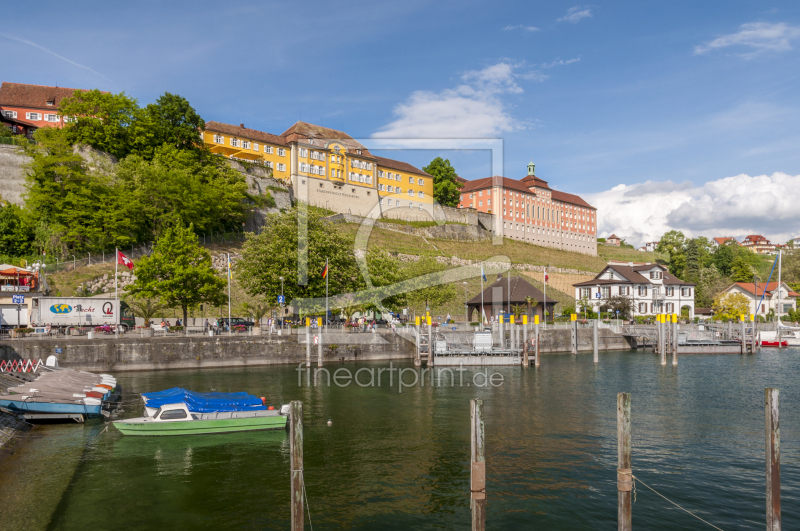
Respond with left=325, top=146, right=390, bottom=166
left=203, top=121, right=434, bottom=220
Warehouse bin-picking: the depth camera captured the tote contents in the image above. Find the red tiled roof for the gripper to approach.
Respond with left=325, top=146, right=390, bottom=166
left=204, top=121, right=287, bottom=146
left=552, top=190, right=595, bottom=209
left=458, top=175, right=592, bottom=208
left=742, top=235, right=769, bottom=243
left=374, top=155, right=430, bottom=177
left=0, top=82, right=97, bottom=110
left=732, top=282, right=799, bottom=297
left=608, top=234, right=620, bottom=239
left=521, top=174, right=550, bottom=189
left=713, top=237, right=737, bottom=245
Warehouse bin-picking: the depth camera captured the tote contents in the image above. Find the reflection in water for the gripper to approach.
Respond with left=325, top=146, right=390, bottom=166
left=0, top=350, right=798, bottom=530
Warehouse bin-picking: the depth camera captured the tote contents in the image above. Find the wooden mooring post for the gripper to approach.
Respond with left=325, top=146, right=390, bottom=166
left=741, top=316, right=746, bottom=355
left=305, top=320, right=311, bottom=368
left=499, top=315, right=504, bottom=350
left=470, top=398, right=486, bottom=531
left=290, top=400, right=304, bottom=531
left=317, top=318, right=323, bottom=368
left=617, top=392, right=632, bottom=531
left=534, top=316, right=540, bottom=367
left=570, top=314, right=578, bottom=355
left=593, top=318, right=599, bottom=364
left=428, top=316, right=434, bottom=368
left=672, top=314, right=678, bottom=366
left=766, top=388, right=781, bottom=530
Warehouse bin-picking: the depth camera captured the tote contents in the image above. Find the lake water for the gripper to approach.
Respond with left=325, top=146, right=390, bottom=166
left=1, top=349, right=799, bottom=530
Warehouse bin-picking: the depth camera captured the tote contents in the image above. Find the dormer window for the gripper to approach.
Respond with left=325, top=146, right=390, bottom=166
left=46, top=99, right=55, bottom=106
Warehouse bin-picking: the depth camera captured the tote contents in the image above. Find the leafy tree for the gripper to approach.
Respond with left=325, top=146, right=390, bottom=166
left=0, top=202, right=34, bottom=256
left=141, top=92, right=205, bottom=155
left=712, top=292, right=751, bottom=320
left=657, top=230, right=687, bottom=278
left=127, top=223, right=226, bottom=330
left=730, top=258, right=755, bottom=283
left=124, top=297, right=167, bottom=327
left=684, top=239, right=701, bottom=282
left=599, top=295, right=635, bottom=319
left=59, top=89, right=142, bottom=160
left=364, top=249, right=407, bottom=310
left=422, top=157, right=463, bottom=207
left=237, top=207, right=364, bottom=312
left=404, top=257, right=458, bottom=312
left=239, top=301, right=271, bottom=328
left=694, top=264, right=728, bottom=308
left=712, top=241, right=737, bottom=276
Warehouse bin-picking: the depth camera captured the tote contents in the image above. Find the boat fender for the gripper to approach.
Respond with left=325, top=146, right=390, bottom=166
left=268, top=405, right=275, bottom=410
left=261, top=397, right=266, bottom=405
left=327, top=419, right=332, bottom=427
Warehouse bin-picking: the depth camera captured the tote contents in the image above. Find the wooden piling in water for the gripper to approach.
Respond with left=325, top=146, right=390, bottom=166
left=415, top=317, right=421, bottom=367
left=523, top=315, right=529, bottom=368
left=317, top=318, right=323, bottom=368
left=593, top=318, right=599, bottom=364
left=672, top=315, right=678, bottom=366
left=741, top=316, right=746, bottom=355
left=305, top=321, right=311, bottom=368
left=428, top=316, right=434, bottom=367
left=290, top=400, right=304, bottom=531
left=617, top=392, right=632, bottom=531
left=766, top=388, right=781, bottom=530
left=499, top=316, right=504, bottom=350
left=470, top=398, right=486, bottom=531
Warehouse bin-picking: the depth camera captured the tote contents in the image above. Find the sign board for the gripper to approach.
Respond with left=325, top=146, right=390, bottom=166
left=55, top=348, right=63, bottom=354
left=595, top=293, right=601, bottom=299
left=11, top=294, right=24, bottom=304
left=277, top=295, right=285, bottom=304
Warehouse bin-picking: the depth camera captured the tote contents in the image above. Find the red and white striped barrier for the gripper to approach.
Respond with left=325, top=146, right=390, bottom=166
left=0, top=359, right=44, bottom=373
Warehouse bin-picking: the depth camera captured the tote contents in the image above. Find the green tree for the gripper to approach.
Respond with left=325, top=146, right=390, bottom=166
left=684, top=239, right=701, bottom=283
left=422, top=157, right=463, bottom=207
left=127, top=223, right=226, bottom=330
left=712, top=241, right=737, bottom=276
left=124, top=297, right=167, bottom=328
left=132, top=92, right=206, bottom=159
left=694, top=264, right=728, bottom=308
left=712, top=292, right=751, bottom=320
left=599, top=295, right=635, bottom=319
left=657, top=230, right=687, bottom=278
left=0, top=202, right=34, bottom=256
left=239, top=301, right=271, bottom=328
left=364, top=249, right=407, bottom=310
left=59, top=89, right=142, bottom=160
left=237, top=207, right=364, bottom=311
left=730, top=258, right=755, bottom=283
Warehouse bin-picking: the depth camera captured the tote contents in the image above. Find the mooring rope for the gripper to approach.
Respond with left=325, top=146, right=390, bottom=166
left=301, top=471, right=314, bottom=531
left=632, top=474, right=724, bottom=531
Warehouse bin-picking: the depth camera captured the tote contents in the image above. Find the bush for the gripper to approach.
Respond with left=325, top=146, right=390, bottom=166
left=171, top=325, right=184, bottom=332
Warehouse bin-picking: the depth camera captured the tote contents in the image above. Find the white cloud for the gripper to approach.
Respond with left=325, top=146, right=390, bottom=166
left=558, top=6, right=592, bottom=24
left=587, top=172, right=800, bottom=247
left=373, top=62, right=536, bottom=138
left=503, top=24, right=539, bottom=32
left=694, top=22, right=800, bottom=57
left=541, top=57, right=581, bottom=68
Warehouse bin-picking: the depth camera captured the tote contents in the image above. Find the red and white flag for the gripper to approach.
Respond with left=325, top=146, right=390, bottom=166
left=544, top=268, right=549, bottom=283
left=117, top=250, right=134, bottom=270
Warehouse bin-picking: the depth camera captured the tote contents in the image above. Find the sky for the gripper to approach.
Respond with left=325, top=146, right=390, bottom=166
left=3, top=1, right=800, bottom=246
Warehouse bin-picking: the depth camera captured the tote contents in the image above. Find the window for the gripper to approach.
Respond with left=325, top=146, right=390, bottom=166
left=396, top=187, right=402, bottom=194
left=265, top=161, right=273, bottom=169
left=681, top=287, right=691, bottom=297
left=311, top=151, right=318, bottom=160
left=44, top=114, right=59, bottom=122
left=650, top=271, right=662, bottom=280
left=487, top=200, right=491, bottom=206
left=253, top=143, right=259, bottom=151
left=277, top=163, right=286, bottom=172
left=300, top=163, right=307, bottom=173
left=409, top=176, right=414, bottom=184
left=320, top=167, right=325, bottom=176
left=479, top=201, right=482, bottom=207
left=395, top=174, right=401, bottom=181
left=159, top=409, right=188, bottom=420
left=379, top=171, right=384, bottom=178
left=265, top=145, right=273, bottom=154
left=388, top=185, right=394, bottom=193
left=601, top=287, right=610, bottom=298
left=409, top=190, right=414, bottom=197
left=278, top=148, right=286, bottom=156
left=619, top=286, right=630, bottom=295
left=479, top=191, right=483, bottom=196
left=230, top=138, right=239, bottom=147
left=213, top=134, right=223, bottom=143
left=27, top=112, right=41, bottom=121
left=581, top=288, right=591, bottom=299
left=418, top=178, right=424, bottom=186
left=418, top=191, right=424, bottom=198
left=638, top=286, right=647, bottom=296
left=2, top=110, right=16, bottom=118
left=242, top=141, right=251, bottom=149
left=299, top=148, right=308, bottom=157
left=639, top=303, right=647, bottom=313
left=665, top=287, right=674, bottom=296
left=387, top=199, right=392, bottom=206
left=666, top=303, right=674, bottom=313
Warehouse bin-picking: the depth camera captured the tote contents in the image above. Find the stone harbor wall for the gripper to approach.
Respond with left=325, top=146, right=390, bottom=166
left=0, top=411, right=31, bottom=452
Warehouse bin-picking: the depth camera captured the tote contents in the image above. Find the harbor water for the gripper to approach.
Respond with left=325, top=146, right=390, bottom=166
left=1, top=349, right=799, bottom=530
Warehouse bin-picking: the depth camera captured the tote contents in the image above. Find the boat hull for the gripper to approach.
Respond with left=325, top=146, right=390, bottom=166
left=113, top=415, right=287, bottom=436
left=0, top=398, right=102, bottom=417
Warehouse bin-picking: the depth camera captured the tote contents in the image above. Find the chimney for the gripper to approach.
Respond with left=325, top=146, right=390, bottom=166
left=240, top=123, right=244, bottom=128
left=628, top=262, right=633, bottom=267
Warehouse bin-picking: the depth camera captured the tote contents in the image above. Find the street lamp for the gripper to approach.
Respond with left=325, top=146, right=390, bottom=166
left=280, top=276, right=284, bottom=331
left=463, top=282, right=468, bottom=328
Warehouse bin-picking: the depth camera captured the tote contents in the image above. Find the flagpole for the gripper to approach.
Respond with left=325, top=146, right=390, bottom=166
left=325, top=257, right=329, bottom=333
left=115, top=247, right=118, bottom=338
left=227, top=253, right=231, bottom=336
left=481, top=265, right=484, bottom=326
left=543, top=267, right=547, bottom=330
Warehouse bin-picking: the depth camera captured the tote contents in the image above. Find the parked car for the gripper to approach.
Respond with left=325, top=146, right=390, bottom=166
left=218, top=317, right=255, bottom=327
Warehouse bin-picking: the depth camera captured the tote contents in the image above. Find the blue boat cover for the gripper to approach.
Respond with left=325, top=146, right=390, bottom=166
left=142, top=387, right=266, bottom=412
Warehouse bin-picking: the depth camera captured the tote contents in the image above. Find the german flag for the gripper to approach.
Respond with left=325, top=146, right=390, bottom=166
left=321, top=262, right=328, bottom=279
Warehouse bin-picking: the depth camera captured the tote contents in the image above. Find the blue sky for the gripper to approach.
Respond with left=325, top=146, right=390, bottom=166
left=3, top=1, right=800, bottom=244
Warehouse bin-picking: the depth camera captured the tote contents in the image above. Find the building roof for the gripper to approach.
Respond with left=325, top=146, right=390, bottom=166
left=458, top=174, right=594, bottom=208
left=742, top=235, right=770, bottom=243
left=204, top=121, right=287, bottom=146
left=467, top=276, right=556, bottom=306
left=573, top=264, right=694, bottom=287
left=730, top=282, right=800, bottom=297
left=607, top=234, right=620, bottom=240
left=0, top=82, right=93, bottom=111
left=713, top=237, right=737, bottom=246
left=374, top=156, right=430, bottom=177
left=695, top=307, right=713, bottom=315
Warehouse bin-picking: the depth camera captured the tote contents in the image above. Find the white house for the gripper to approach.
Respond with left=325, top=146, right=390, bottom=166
left=719, top=282, right=798, bottom=319
left=638, top=241, right=658, bottom=252
left=573, top=261, right=695, bottom=318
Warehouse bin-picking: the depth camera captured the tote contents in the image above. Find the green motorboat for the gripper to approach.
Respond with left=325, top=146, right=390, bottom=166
left=113, top=403, right=288, bottom=436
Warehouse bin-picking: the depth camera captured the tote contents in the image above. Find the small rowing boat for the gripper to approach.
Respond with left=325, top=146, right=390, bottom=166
left=113, top=402, right=289, bottom=436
